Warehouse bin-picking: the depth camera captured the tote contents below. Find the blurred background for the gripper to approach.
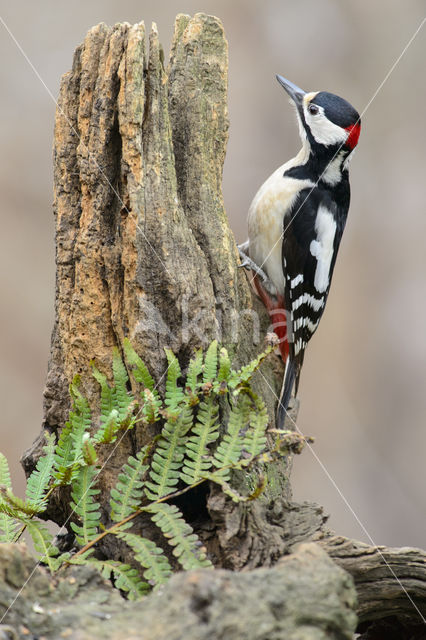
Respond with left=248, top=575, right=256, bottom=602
left=1, top=0, right=425, bottom=549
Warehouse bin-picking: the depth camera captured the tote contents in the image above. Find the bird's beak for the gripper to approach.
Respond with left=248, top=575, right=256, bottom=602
left=276, top=75, right=306, bottom=108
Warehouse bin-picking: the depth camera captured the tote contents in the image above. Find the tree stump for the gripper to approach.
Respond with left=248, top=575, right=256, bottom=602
left=20, top=13, right=426, bottom=637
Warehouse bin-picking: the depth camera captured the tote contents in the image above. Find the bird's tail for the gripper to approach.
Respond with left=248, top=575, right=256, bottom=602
left=276, top=356, right=296, bottom=429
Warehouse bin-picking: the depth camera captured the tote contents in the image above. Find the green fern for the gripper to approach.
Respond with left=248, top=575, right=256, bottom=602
left=53, top=420, right=80, bottom=484
left=91, top=365, right=114, bottom=424
left=146, top=503, right=212, bottom=570
left=217, top=346, right=231, bottom=383
left=243, top=394, right=268, bottom=460
left=25, top=432, right=56, bottom=512
left=0, top=339, right=281, bottom=599
left=69, top=376, right=92, bottom=462
left=25, top=519, right=59, bottom=572
left=202, top=340, right=218, bottom=383
left=212, top=393, right=252, bottom=481
left=123, top=338, right=156, bottom=392
left=144, top=406, right=193, bottom=500
left=0, top=454, right=19, bottom=542
left=112, top=347, right=133, bottom=421
left=81, top=557, right=148, bottom=600
left=70, top=465, right=101, bottom=546
left=180, top=395, right=220, bottom=484
left=110, top=449, right=149, bottom=526
left=185, top=348, right=203, bottom=395
left=117, top=531, right=172, bottom=587
left=164, top=348, right=185, bottom=415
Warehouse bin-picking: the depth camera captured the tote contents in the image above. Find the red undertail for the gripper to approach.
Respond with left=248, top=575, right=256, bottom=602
left=252, top=275, right=289, bottom=362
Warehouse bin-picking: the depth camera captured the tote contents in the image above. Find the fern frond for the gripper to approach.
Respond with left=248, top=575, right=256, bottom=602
left=185, top=349, right=203, bottom=394
left=202, top=340, right=218, bottom=383
left=0, top=453, right=12, bottom=489
left=117, top=532, right=172, bottom=587
left=217, top=347, right=231, bottom=383
left=82, top=558, right=148, bottom=600
left=93, top=409, right=120, bottom=444
left=0, top=454, right=19, bottom=542
left=112, top=347, right=132, bottom=421
left=110, top=448, right=148, bottom=525
left=212, top=393, right=251, bottom=481
left=146, top=503, right=212, bottom=570
left=81, top=434, right=98, bottom=465
left=91, top=364, right=114, bottom=424
left=0, top=487, right=38, bottom=516
left=25, top=519, right=59, bottom=573
left=164, top=348, right=185, bottom=415
left=68, top=376, right=92, bottom=462
left=141, top=389, right=161, bottom=424
left=242, top=394, right=268, bottom=460
left=53, top=421, right=80, bottom=485
left=228, top=344, right=273, bottom=389
left=180, top=396, right=219, bottom=484
left=201, top=472, right=248, bottom=502
left=144, top=406, right=192, bottom=500
left=25, top=432, right=56, bottom=511
left=70, top=466, right=101, bottom=546
left=123, top=338, right=156, bottom=391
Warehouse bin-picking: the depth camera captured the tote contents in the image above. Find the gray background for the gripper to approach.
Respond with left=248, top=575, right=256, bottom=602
left=1, top=0, right=425, bottom=548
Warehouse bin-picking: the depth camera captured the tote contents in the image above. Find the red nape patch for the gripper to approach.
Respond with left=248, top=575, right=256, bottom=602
left=345, top=123, right=361, bottom=150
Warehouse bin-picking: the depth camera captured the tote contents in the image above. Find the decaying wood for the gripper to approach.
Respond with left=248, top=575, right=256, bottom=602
left=20, top=13, right=426, bottom=636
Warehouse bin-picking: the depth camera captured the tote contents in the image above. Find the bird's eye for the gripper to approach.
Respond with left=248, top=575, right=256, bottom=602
left=308, top=103, right=319, bottom=115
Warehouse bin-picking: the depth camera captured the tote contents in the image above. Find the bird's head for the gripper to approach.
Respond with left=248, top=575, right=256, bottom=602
left=276, top=75, right=361, bottom=157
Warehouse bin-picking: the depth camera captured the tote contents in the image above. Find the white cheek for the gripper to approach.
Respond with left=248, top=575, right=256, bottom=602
left=305, top=110, right=348, bottom=147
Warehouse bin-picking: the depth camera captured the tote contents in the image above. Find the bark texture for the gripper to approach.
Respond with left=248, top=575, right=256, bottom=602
left=19, top=13, right=426, bottom=638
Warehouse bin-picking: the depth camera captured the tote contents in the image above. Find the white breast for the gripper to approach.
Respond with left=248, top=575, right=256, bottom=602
left=247, top=148, right=314, bottom=296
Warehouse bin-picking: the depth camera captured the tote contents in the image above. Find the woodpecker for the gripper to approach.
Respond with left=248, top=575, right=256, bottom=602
left=239, top=75, right=361, bottom=428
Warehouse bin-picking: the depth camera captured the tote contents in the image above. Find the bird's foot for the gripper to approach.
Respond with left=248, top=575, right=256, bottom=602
left=237, top=243, right=277, bottom=296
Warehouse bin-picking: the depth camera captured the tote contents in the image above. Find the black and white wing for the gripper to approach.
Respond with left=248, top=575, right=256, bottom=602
left=277, top=187, right=347, bottom=425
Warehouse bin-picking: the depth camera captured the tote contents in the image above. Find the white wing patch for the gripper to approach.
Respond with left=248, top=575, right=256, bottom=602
left=310, top=205, right=336, bottom=293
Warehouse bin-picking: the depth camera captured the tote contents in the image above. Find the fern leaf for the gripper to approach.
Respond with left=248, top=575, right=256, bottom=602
left=53, top=421, right=80, bottom=485
left=81, top=434, right=98, bottom=465
left=93, top=409, right=120, bottom=444
left=25, top=519, right=59, bottom=573
left=202, top=340, right=218, bottom=383
left=91, top=364, right=114, bottom=424
left=180, top=396, right=219, bottom=484
left=146, top=503, right=212, bottom=570
left=243, top=394, right=268, bottom=460
left=0, top=487, right=38, bottom=516
left=0, top=504, right=19, bottom=543
left=82, top=558, right=148, bottom=600
left=144, top=406, right=192, bottom=500
left=0, top=454, right=19, bottom=542
left=212, top=393, right=251, bottom=481
left=68, top=376, right=92, bottom=463
left=141, top=389, right=161, bottom=424
left=185, top=349, right=203, bottom=394
left=117, top=532, right=172, bottom=587
left=217, top=347, right=231, bottom=383
left=228, top=344, right=273, bottom=389
left=0, top=453, right=12, bottom=489
left=123, top=339, right=156, bottom=391
left=202, top=472, right=248, bottom=502
left=25, top=432, right=56, bottom=511
left=164, top=348, right=185, bottom=415
left=70, top=466, right=101, bottom=546
left=112, top=347, right=132, bottom=421
left=110, top=448, right=148, bottom=525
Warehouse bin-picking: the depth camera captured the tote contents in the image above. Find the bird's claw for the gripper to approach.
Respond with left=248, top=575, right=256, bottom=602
left=237, top=244, right=278, bottom=297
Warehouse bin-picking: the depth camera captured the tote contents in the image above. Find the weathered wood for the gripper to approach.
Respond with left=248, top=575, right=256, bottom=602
left=21, top=13, right=287, bottom=561
left=318, top=535, right=426, bottom=626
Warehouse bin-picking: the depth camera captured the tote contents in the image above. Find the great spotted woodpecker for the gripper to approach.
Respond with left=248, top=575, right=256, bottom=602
left=239, top=75, right=361, bottom=427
